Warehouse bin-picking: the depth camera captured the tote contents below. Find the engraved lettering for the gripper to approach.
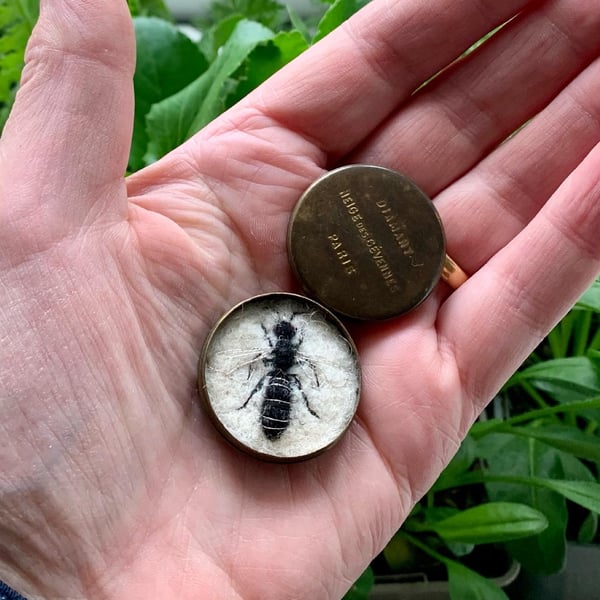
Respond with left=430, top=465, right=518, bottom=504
left=327, top=233, right=358, bottom=276
left=374, top=197, right=425, bottom=267
left=337, top=190, right=402, bottom=293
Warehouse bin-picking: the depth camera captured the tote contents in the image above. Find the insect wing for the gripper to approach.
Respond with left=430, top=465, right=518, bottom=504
left=206, top=347, right=269, bottom=382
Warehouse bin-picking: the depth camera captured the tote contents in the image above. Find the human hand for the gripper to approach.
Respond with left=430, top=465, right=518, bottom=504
left=1, top=0, right=599, bottom=598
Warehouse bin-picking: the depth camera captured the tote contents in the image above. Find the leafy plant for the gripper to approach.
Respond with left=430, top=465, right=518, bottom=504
left=127, top=0, right=172, bottom=20
left=131, top=0, right=367, bottom=171
left=196, top=0, right=285, bottom=30
left=378, top=278, right=600, bottom=599
left=0, top=0, right=169, bottom=135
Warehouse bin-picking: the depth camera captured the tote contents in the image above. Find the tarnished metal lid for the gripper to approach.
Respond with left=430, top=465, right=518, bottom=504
left=288, top=165, right=446, bottom=320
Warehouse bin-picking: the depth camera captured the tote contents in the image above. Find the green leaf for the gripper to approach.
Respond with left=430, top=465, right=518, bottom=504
left=470, top=397, right=600, bottom=438
left=445, top=468, right=600, bottom=516
left=313, top=0, right=367, bottom=43
left=137, top=0, right=171, bottom=19
left=576, top=278, right=600, bottom=313
left=536, top=478, right=600, bottom=514
left=558, top=449, right=597, bottom=482
left=447, top=561, right=509, bottom=600
left=0, top=0, right=39, bottom=132
left=144, top=19, right=274, bottom=164
left=508, top=424, right=600, bottom=464
left=130, top=17, right=208, bottom=171
left=228, top=30, right=309, bottom=106
left=198, top=14, right=245, bottom=62
left=558, top=450, right=599, bottom=543
left=201, top=0, right=284, bottom=30
left=482, top=436, right=568, bottom=575
left=514, top=357, right=600, bottom=404
left=578, top=511, right=598, bottom=544
left=286, top=4, right=312, bottom=43
left=343, top=567, right=374, bottom=600
left=428, top=502, right=548, bottom=544
left=127, top=0, right=141, bottom=15
left=433, top=435, right=476, bottom=490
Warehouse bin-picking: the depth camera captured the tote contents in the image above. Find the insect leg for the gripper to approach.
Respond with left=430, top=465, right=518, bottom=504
left=261, top=323, right=274, bottom=348
left=291, top=374, right=320, bottom=418
left=238, top=374, right=266, bottom=410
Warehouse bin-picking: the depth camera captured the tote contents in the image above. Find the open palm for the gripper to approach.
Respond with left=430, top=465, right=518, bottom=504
left=1, top=0, right=600, bottom=598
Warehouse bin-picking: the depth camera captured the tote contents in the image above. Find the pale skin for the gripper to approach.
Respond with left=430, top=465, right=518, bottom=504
left=1, top=0, right=600, bottom=598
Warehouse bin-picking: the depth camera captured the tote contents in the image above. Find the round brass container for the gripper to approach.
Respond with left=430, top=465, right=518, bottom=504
left=288, top=165, right=446, bottom=320
left=198, top=293, right=361, bottom=462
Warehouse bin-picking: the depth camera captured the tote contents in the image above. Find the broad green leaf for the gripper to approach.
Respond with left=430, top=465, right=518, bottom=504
left=470, top=397, right=600, bottom=438
left=558, top=450, right=599, bottom=543
left=447, top=469, right=600, bottom=516
left=446, top=560, right=509, bottom=600
left=286, top=4, right=312, bottom=43
left=228, top=30, right=309, bottom=106
left=482, top=436, right=567, bottom=575
left=536, top=478, right=600, bottom=514
left=342, top=567, right=374, bottom=600
left=145, top=19, right=274, bottom=164
left=127, top=0, right=140, bottom=15
left=429, top=502, right=548, bottom=544
left=576, top=278, right=600, bottom=313
left=129, top=0, right=170, bottom=18
left=507, top=424, right=600, bottom=464
left=198, top=14, right=245, bottom=62
left=130, top=17, right=208, bottom=171
left=558, top=450, right=597, bottom=482
left=0, top=0, right=38, bottom=132
left=448, top=447, right=600, bottom=570
left=313, top=0, right=368, bottom=43
left=202, top=0, right=283, bottom=30
left=513, top=357, right=600, bottom=404
left=433, top=435, right=476, bottom=490
left=138, top=0, right=171, bottom=19
left=578, top=511, right=598, bottom=544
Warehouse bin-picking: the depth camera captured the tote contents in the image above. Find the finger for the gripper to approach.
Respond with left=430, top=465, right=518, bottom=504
left=154, top=0, right=537, bottom=282
left=0, top=0, right=135, bottom=232
left=351, top=0, right=600, bottom=195
left=436, top=54, right=600, bottom=275
left=441, top=140, right=600, bottom=412
left=243, top=0, right=536, bottom=160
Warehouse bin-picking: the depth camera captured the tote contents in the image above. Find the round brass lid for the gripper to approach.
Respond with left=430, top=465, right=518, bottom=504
left=198, top=293, right=361, bottom=462
left=288, top=165, right=446, bottom=320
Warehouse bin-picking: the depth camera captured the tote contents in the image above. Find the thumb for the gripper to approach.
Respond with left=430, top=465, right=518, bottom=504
left=0, top=0, right=135, bottom=234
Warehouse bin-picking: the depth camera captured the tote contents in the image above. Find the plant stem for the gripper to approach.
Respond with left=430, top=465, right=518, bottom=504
left=426, top=489, right=435, bottom=509
left=573, top=311, right=592, bottom=356
left=469, top=396, right=600, bottom=437
left=399, top=531, right=449, bottom=565
left=520, top=379, right=552, bottom=411
left=589, top=326, right=600, bottom=351
left=548, top=315, right=572, bottom=358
